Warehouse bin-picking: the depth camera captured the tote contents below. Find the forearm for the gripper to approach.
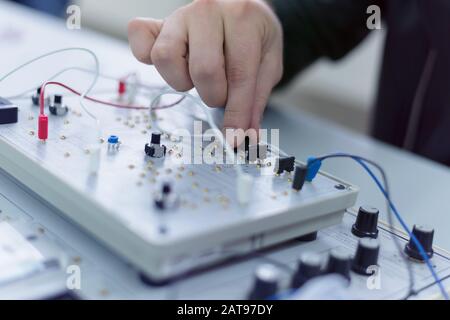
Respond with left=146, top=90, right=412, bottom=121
left=271, top=0, right=383, bottom=87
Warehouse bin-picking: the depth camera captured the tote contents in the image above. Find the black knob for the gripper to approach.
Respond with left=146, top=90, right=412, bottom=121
left=325, top=248, right=351, bottom=281
left=352, top=238, right=380, bottom=275
left=404, top=225, right=434, bottom=261
left=248, top=264, right=280, bottom=300
left=291, top=252, right=322, bottom=288
left=151, top=132, right=161, bottom=145
left=352, top=206, right=379, bottom=238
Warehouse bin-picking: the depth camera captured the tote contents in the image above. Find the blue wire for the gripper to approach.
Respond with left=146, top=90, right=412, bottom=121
left=317, top=153, right=449, bottom=300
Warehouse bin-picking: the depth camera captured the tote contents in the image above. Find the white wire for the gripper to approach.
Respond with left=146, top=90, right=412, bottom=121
left=149, top=89, right=244, bottom=177
left=0, top=48, right=101, bottom=137
left=4, top=67, right=165, bottom=101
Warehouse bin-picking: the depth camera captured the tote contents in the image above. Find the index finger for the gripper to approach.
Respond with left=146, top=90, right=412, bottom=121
left=222, top=19, right=262, bottom=146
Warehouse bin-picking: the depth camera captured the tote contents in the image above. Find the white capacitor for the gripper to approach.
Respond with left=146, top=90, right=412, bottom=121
left=237, top=173, right=254, bottom=205
left=88, top=145, right=101, bottom=174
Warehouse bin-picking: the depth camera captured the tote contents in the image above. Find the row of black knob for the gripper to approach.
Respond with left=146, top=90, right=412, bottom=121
left=352, top=206, right=434, bottom=261
left=248, top=238, right=379, bottom=299
left=248, top=206, right=435, bottom=299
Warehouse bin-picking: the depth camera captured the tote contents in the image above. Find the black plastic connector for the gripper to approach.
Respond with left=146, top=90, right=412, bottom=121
left=0, top=97, right=18, bottom=125
left=275, top=156, right=295, bottom=174
left=292, top=165, right=308, bottom=191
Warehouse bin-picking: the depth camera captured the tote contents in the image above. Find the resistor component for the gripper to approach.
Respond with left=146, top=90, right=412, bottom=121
left=145, top=132, right=167, bottom=158
left=48, top=95, right=68, bottom=116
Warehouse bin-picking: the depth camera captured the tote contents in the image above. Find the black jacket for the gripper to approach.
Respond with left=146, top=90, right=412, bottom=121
left=273, top=0, right=450, bottom=166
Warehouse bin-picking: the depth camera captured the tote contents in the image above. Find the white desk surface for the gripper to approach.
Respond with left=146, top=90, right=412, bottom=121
left=1, top=1, right=450, bottom=252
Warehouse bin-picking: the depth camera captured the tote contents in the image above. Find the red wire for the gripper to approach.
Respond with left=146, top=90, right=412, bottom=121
left=39, top=81, right=148, bottom=113
left=37, top=81, right=186, bottom=140
left=38, top=81, right=186, bottom=114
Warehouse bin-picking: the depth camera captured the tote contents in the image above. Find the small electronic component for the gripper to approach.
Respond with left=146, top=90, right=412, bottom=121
left=118, top=80, right=126, bottom=97
left=292, top=165, right=308, bottom=191
left=88, top=145, right=101, bottom=174
left=0, top=97, right=18, bottom=125
left=31, top=87, right=49, bottom=107
left=107, top=135, right=121, bottom=152
left=237, top=173, right=254, bottom=205
left=145, top=132, right=166, bottom=158
left=48, top=95, right=68, bottom=116
left=274, top=156, right=295, bottom=174
left=246, top=143, right=268, bottom=162
left=154, top=182, right=178, bottom=210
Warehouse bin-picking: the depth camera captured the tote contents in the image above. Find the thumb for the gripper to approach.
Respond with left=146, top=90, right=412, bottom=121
left=128, top=18, right=163, bottom=64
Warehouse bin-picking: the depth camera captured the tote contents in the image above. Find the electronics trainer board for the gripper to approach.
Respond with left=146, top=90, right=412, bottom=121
left=1, top=184, right=449, bottom=299
left=0, top=92, right=358, bottom=281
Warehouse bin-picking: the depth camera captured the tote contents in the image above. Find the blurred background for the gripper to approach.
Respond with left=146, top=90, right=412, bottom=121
left=6, top=0, right=385, bottom=135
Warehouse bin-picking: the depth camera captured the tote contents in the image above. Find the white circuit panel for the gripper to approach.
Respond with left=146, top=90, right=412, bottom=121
left=0, top=91, right=358, bottom=279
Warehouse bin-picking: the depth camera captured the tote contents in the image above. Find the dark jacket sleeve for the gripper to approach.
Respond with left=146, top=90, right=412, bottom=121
left=271, top=0, right=384, bottom=87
